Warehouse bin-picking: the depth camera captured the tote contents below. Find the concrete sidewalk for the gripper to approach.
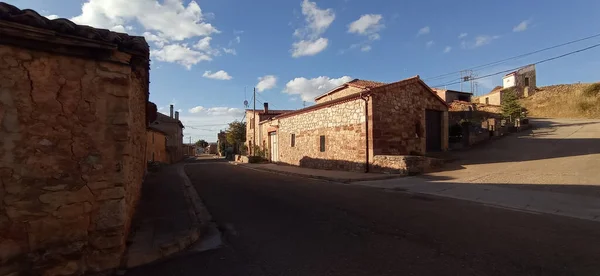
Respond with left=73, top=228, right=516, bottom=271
left=234, top=163, right=401, bottom=183
left=123, top=163, right=211, bottom=268
left=356, top=177, right=600, bottom=222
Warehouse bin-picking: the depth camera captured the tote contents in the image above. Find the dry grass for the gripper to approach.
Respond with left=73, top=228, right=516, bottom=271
left=520, top=83, right=600, bottom=119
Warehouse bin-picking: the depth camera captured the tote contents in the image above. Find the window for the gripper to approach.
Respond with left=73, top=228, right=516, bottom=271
left=250, top=117, right=254, bottom=129
left=319, top=135, right=325, bottom=152
left=485, top=97, right=489, bottom=105
left=524, top=77, right=530, bottom=87
left=291, top=134, right=296, bottom=147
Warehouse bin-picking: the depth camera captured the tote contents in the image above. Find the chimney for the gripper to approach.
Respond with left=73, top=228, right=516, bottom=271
left=263, top=102, right=269, bottom=114
left=170, top=105, right=174, bottom=118
left=175, top=111, right=179, bottom=120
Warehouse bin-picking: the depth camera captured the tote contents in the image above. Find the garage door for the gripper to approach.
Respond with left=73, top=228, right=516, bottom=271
left=426, top=110, right=442, bottom=152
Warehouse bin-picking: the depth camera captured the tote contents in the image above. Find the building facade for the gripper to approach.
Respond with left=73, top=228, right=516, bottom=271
left=150, top=108, right=184, bottom=163
left=0, top=3, right=150, bottom=274
left=245, top=103, right=293, bottom=156
left=251, top=76, right=449, bottom=173
left=146, top=128, right=168, bottom=163
left=502, top=64, right=537, bottom=98
left=431, top=88, right=473, bottom=103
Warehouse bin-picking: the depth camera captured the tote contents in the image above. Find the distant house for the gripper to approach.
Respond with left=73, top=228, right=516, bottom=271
left=476, top=64, right=537, bottom=105
left=150, top=105, right=185, bottom=163
left=431, top=88, right=472, bottom=103
left=183, top=144, right=195, bottom=156
left=247, top=76, right=449, bottom=173
left=207, top=142, right=218, bottom=154
left=245, top=103, right=294, bottom=155
left=146, top=126, right=168, bottom=163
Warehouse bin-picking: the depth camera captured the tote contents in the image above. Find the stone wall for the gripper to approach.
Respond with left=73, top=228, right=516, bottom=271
left=275, top=99, right=367, bottom=172
left=0, top=42, right=148, bottom=275
left=314, top=86, right=364, bottom=104
left=146, top=130, right=167, bottom=163
left=371, top=155, right=444, bottom=175
left=371, top=81, right=449, bottom=156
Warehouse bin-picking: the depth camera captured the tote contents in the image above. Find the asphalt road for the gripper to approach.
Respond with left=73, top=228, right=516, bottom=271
left=126, top=162, right=600, bottom=276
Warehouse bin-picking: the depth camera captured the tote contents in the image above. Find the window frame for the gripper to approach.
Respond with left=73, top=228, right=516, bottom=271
left=291, top=133, right=296, bottom=147
left=319, top=135, right=325, bottom=152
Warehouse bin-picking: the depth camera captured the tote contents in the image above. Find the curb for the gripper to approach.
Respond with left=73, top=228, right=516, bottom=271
left=123, top=164, right=212, bottom=269
left=232, top=162, right=402, bottom=183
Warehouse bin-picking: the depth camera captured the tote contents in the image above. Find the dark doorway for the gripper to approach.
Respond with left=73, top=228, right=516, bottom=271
left=426, top=110, right=442, bottom=152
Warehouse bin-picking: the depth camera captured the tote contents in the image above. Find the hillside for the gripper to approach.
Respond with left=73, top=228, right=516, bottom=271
left=520, top=82, right=600, bottom=119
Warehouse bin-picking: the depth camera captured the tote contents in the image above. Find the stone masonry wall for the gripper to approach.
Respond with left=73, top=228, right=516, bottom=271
left=146, top=130, right=168, bottom=163
left=275, top=99, right=367, bottom=172
left=371, top=82, right=448, bottom=156
left=314, top=86, right=364, bottom=104
left=0, top=43, right=147, bottom=275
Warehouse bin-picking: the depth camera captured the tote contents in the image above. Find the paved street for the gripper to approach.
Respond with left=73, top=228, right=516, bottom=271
left=126, top=161, right=600, bottom=276
left=427, top=118, right=600, bottom=196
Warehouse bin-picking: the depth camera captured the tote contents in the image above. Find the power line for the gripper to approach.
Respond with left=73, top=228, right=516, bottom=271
left=432, top=42, right=600, bottom=88
left=424, top=32, right=600, bottom=82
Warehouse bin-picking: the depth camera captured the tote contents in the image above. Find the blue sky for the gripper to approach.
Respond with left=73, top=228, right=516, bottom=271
left=9, top=0, right=600, bottom=141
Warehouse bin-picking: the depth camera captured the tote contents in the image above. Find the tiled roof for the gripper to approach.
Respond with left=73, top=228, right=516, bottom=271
left=155, top=112, right=184, bottom=128
left=245, top=109, right=294, bottom=114
left=0, top=2, right=149, bottom=55
left=346, top=79, right=387, bottom=89
left=314, top=79, right=387, bottom=101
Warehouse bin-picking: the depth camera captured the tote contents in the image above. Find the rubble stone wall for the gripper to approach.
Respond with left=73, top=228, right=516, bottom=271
left=275, top=99, right=367, bottom=172
left=314, top=86, right=364, bottom=104
left=0, top=43, right=147, bottom=275
left=371, top=82, right=449, bottom=156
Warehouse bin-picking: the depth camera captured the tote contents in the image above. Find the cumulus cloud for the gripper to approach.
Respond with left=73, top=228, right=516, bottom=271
left=292, top=38, right=329, bottom=57
left=460, top=35, right=500, bottom=49
left=291, top=0, right=335, bottom=57
left=71, top=0, right=225, bottom=69
left=284, top=76, right=353, bottom=102
left=426, top=40, right=434, bottom=48
left=256, top=75, right=278, bottom=92
left=203, top=70, right=232, bottom=80
left=348, top=14, right=384, bottom=38
left=361, top=45, right=372, bottom=52
left=444, top=46, right=452, bottom=53
left=417, top=26, right=430, bottom=36
left=182, top=106, right=245, bottom=141
left=513, top=20, right=531, bottom=32
left=188, top=106, right=243, bottom=116
left=223, top=48, right=237, bottom=55
left=458, top=33, right=468, bottom=39
left=150, top=44, right=212, bottom=70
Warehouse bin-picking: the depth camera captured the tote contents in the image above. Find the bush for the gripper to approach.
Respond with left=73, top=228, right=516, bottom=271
left=583, top=83, right=600, bottom=97
left=578, top=101, right=594, bottom=112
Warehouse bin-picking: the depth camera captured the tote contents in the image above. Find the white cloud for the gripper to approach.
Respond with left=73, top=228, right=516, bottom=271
left=426, top=40, right=434, bottom=48
left=417, top=26, right=430, bottom=36
left=513, top=20, right=531, bottom=32
left=474, top=35, right=500, bottom=47
left=189, top=106, right=205, bottom=113
left=283, top=76, right=353, bottom=102
left=348, top=14, right=384, bottom=37
left=46, top=15, right=60, bottom=20
left=291, top=38, right=329, bottom=57
left=223, top=48, right=237, bottom=55
left=150, top=44, right=211, bottom=70
left=203, top=70, right=233, bottom=80
left=298, top=0, right=335, bottom=38
left=458, top=33, right=468, bottom=39
left=256, top=75, right=278, bottom=92
left=71, top=0, right=223, bottom=69
left=181, top=106, right=245, bottom=141
left=444, top=46, right=452, bottom=53
left=291, top=0, right=334, bottom=57
left=71, top=0, right=219, bottom=41
left=188, top=106, right=243, bottom=116
left=236, top=36, right=241, bottom=43
left=361, top=45, right=372, bottom=52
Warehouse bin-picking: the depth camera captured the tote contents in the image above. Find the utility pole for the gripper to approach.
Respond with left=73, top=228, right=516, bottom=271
left=253, top=87, right=256, bottom=156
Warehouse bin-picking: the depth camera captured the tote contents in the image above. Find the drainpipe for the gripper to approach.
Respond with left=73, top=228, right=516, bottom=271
left=360, top=92, right=370, bottom=173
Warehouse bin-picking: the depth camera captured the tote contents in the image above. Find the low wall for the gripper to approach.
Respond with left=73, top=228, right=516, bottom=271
left=371, top=155, right=444, bottom=175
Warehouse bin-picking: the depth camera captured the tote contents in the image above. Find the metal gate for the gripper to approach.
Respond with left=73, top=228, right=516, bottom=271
left=425, top=110, right=442, bottom=152
left=269, top=132, right=278, bottom=162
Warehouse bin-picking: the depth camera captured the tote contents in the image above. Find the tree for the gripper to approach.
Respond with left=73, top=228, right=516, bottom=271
left=501, top=88, right=524, bottom=121
left=225, top=121, right=246, bottom=154
left=195, top=139, right=209, bottom=148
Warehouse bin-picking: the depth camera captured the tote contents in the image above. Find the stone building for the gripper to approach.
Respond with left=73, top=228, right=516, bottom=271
left=0, top=3, right=150, bottom=275
left=150, top=107, right=184, bottom=163
left=252, top=76, right=449, bottom=174
left=146, top=127, right=168, bottom=163
left=475, top=64, right=537, bottom=105
left=245, top=103, right=293, bottom=155
left=431, top=88, right=472, bottom=103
